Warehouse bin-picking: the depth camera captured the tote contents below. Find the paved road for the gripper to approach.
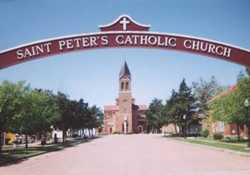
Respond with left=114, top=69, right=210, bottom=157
left=1, top=134, right=250, bottom=175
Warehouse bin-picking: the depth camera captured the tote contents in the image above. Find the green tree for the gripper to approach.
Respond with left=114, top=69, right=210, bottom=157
left=54, top=92, right=73, bottom=143
left=54, top=92, right=103, bottom=141
left=11, top=89, right=58, bottom=148
left=0, top=81, right=28, bottom=151
left=165, top=79, right=198, bottom=137
left=71, top=99, right=90, bottom=131
left=210, top=68, right=250, bottom=141
left=31, top=89, right=58, bottom=145
left=164, top=90, right=179, bottom=133
left=210, top=90, right=245, bottom=140
left=177, top=79, right=198, bottom=137
left=193, top=76, right=224, bottom=118
left=237, top=70, right=250, bottom=143
left=86, top=105, right=103, bottom=137
left=146, top=98, right=165, bottom=133
left=88, top=105, right=103, bottom=128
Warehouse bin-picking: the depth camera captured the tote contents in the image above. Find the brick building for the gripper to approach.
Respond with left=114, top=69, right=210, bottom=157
left=103, top=62, right=147, bottom=134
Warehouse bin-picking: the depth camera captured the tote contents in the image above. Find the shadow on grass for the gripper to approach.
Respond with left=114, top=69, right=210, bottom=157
left=0, top=137, right=101, bottom=167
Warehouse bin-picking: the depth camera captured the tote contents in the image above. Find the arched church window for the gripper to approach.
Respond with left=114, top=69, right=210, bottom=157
left=125, top=82, right=129, bottom=90
left=121, top=82, right=124, bottom=90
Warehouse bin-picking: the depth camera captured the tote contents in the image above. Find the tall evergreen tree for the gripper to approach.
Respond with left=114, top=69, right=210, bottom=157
left=146, top=98, right=165, bottom=133
left=164, top=90, right=179, bottom=133
left=166, top=79, right=198, bottom=137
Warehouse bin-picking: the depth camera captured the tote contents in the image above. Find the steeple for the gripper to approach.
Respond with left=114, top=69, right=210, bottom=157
left=119, top=61, right=131, bottom=93
left=119, top=61, right=131, bottom=79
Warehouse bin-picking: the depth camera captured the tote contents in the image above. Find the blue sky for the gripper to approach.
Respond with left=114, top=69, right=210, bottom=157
left=0, top=0, right=249, bottom=108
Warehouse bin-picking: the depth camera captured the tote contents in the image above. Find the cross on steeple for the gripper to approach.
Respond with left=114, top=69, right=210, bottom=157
left=119, top=17, right=130, bottom=31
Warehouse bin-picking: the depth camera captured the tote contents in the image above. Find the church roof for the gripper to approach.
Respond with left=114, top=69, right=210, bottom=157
left=119, top=61, right=131, bottom=79
left=138, top=105, right=148, bottom=111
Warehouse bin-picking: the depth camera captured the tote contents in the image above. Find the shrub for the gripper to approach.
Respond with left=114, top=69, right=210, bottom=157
left=200, top=129, right=209, bottom=138
left=222, top=136, right=231, bottom=142
left=113, top=132, right=120, bottom=134
left=213, top=133, right=223, bottom=140
left=222, top=136, right=242, bottom=143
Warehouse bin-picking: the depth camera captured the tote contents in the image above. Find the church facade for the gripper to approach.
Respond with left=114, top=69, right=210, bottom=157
left=103, top=62, right=147, bottom=134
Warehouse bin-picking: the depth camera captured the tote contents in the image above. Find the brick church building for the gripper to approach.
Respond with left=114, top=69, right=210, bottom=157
left=103, top=62, right=147, bottom=134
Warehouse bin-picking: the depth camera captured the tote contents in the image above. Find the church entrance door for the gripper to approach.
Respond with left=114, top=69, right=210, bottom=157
left=137, top=125, right=143, bottom=133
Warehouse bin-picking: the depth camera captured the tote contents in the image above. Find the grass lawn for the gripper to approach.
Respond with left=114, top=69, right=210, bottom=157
left=0, top=138, right=91, bottom=166
left=171, top=136, right=250, bottom=154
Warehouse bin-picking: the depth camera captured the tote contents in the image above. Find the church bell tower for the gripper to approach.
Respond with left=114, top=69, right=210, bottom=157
left=117, top=61, right=133, bottom=133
